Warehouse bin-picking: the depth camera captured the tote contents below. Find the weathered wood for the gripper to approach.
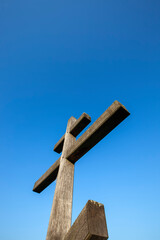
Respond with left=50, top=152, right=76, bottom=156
left=64, top=200, right=108, bottom=240
left=54, top=113, right=91, bottom=153
left=33, top=101, right=130, bottom=193
left=46, top=117, right=77, bottom=240
left=32, top=158, right=60, bottom=193
left=66, top=100, right=130, bottom=164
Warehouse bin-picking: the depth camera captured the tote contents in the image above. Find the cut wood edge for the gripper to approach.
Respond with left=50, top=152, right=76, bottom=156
left=64, top=200, right=109, bottom=240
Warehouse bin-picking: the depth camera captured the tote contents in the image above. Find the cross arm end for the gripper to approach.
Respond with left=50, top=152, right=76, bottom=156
left=33, top=158, right=60, bottom=193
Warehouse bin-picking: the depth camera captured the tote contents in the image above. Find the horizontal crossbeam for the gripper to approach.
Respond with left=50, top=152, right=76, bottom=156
left=33, top=101, right=130, bottom=193
left=64, top=200, right=108, bottom=240
left=54, top=113, right=91, bottom=153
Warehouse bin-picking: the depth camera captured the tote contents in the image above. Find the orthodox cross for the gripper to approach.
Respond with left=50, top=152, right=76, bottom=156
left=33, top=100, right=130, bottom=240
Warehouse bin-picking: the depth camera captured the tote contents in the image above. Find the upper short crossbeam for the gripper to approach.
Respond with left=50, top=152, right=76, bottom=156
left=54, top=113, right=91, bottom=153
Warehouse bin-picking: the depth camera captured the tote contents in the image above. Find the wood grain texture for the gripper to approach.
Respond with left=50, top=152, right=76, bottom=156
left=54, top=113, right=91, bottom=153
left=46, top=117, right=77, bottom=240
left=64, top=200, right=108, bottom=240
left=66, top=101, right=130, bottom=164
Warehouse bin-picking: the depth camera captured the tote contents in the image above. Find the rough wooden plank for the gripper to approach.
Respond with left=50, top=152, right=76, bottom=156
left=66, top=100, right=130, bottom=164
left=32, top=158, right=60, bottom=193
left=46, top=117, right=77, bottom=240
left=54, top=113, right=91, bottom=153
left=64, top=200, right=108, bottom=240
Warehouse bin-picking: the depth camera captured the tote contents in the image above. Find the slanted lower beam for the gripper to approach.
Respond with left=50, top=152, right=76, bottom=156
left=54, top=113, right=91, bottom=153
left=66, top=100, right=130, bottom=164
left=64, top=200, right=108, bottom=240
left=33, top=158, right=60, bottom=193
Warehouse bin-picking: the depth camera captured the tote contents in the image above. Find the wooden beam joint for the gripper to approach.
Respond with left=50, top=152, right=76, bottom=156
left=54, top=113, right=91, bottom=154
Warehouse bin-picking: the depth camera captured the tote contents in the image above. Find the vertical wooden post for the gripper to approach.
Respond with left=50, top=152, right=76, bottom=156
left=46, top=117, right=76, bottom=240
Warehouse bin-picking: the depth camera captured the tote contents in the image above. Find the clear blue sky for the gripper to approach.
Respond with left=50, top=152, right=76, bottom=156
left=0, top=0, right=160, bottom=239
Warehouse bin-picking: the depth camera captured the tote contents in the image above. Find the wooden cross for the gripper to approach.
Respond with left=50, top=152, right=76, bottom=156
left=33, top=100, right=130, bottom=240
